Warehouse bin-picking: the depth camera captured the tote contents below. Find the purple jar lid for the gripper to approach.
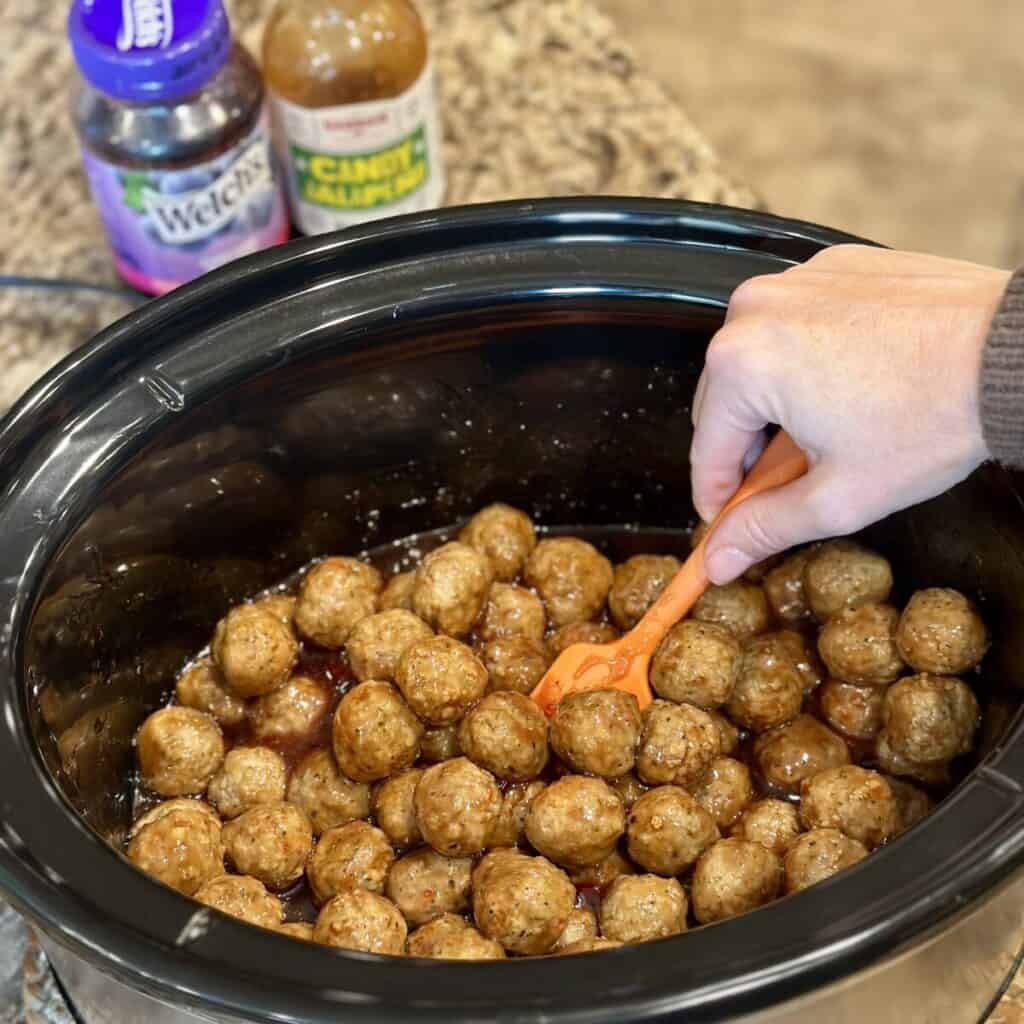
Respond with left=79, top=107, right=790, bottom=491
left=68, top=0, right=231, bottom=103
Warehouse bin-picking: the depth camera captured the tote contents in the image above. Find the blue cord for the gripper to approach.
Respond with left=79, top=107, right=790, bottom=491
left=0, top=274, right=144, bottom=305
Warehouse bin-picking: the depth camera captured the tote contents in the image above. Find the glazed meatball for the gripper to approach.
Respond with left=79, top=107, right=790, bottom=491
left=420, top=723, right=462, bottom=763
left=130, top=797, right=222, bottom=837
left=524, top=537, right=613, bottom=627
left=458, top=503, right=537, bottom=582
left=636, top=700, right=721, bottom=787
left=395, top=636, right=488, bottom=725
left=524, top=775, right=625, bottom=868
left=552, top=907, right=599, bottom=952
left=731, top=799, right=803, bottom=856
left=127, top=804, right=223, bottom=895
left=385, top=847, right=473, bottom=926
left=254, top=594, right=297, bottom=627
left=415, top=757, right=502, bottom=857
left=881, top=673, right=979, bottom=763
left=692, top=757, right=755, bottom=829
left=308, top=821, right=394, bottom=902
left=803, top=541, right=893, bottom=621
left=481, top=636, right=549, bottom=695
left=314, top=889, right=407, bottom=955
left=136, top=707, right=224, bottom=797
left=709, top=710, right=740, bottom=756
left=885, top=776, right=934, bottom=833
left=487, top=780, right=546, bottom=848
left=599, top=874, right=687, bottom=943
left=207, top=747, right=287, bottom=819
left=472, top=849, right=576, bottom=955
left=819, top=680, right=886, bottom=740
left=373, top=768, right=424, bottom=848
left=547, top=621, right=619, bottom=657
left=458, top=691, right=549, bottom=781
left=568, top=849, right=636, bottom=889
left=175, top=657, right=246, bottom=728
left=875, top=730, right=952, bottom=787
left=294, top=556, right=382, bottom=648
left=692, top=580, right=770, bottom=641
left=550, top=688, right=641, bottom=778
left=608, top=555, right=681, bottom=630
left=249, top=675, right=331, bottom=745
left=212, top=604, right=298, bottom=697
left=407, top=914, right=506, bottom=959
left=332, top=681, right=423, bottom=782
left=754, top=715, right=851, bottom=793
left=691, top=838, right=782, bottom=924
left=650, top=621, right=740, bottom=709
left=559, top=937, right=623, bottom=955
left=896, top=588, right=989, bottom=675
left=610, top=772, right=649, bottom=810
left=774, top=629, right=825, bottom=694
left=411, top=541, right=493, bottom=638
left=195, top=875, right=282, bottom=929
left=818, top=603, right=904, bottom=686
left=286, top=748, right=371, bottom=834
left=763, top=548, right=816, bottom=625
left=784, top=828, right=868, bottom=893
left=346, top=609, right=433, bottom=683
left=277, top=922, right=315, bottom=941
left=222, top=802, right=313, bottom=890
left=626, top=785, right=719, bottom=875
left=379, top=571, right=415, bottom=611
left=478, top=583, right=546, bottom=645
left=800, top=766, right=898, bottom=850
left=725, top=634, right=804, bottom=733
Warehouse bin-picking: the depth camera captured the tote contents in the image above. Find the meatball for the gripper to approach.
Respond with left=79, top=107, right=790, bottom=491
left=692, top=580, right=770, bottom=641
left=479, top=583, right=546, bottom=645
left=731, top=799, right=803, bottom=856
left=487, top=780, right=546, bottom=848
left=709, top=710, right=740, bottom=756
left=691, top=838, right=782, bottom=924
left=407, top=914, right=506, bottom=960
left=559, top=937, right=624, bottom=955
left=249, top=675, right=331, bottom=745
left=346, top=609, right=433, bottom=683
left=599, top=875, right=687, bottom=943
left=481, top=636, right=550, bottom=695
left=881, top=673, right=979, bottom=763
left=896, top=588, right=989, bottom=675
left=803, top=541, right=893, bottom=621
left=286, top=748, right=371, bottom=834
left=800, top=766, right=898, bottom=850
left=524, top=775, right=625, bottom=868
left=126, top=805, right=223, bottom=895
left=222, top=802, right=312, bottom=890
left=136, top=706, right=224, bottom=797
left=550, top=688, right=641, bottom=778
left=472, top=850, right=575, bottom=955
left=175, top=657, right=246, bottom=728
left=773, top=629, right=826, bottom=694
left=308, top=821, right=394, bottom=902
left=195, top=875, right=282, bottom=929
left=524, top=537, right=613, bottom=627
left=420, top=724, right=462, bottom=763
left=552, top=908, right=599, bottom=952
left=411, top=541, right=493, bottom=638
left=626, top=785, right=719, bottom=875
left=547, top=621, right=619, bottom=657
left=650, top=621, right=740, bottom=709
left=212, top=604, right=298, bottom=697
left=819, top=680, right=886, bottom=740
left=314, top=889, right=407, bottom=955
left=373, top=768, right=424, bottom=848
left=724, top=634, right=804, bottom=733
left=610, top=772, right=649, bottom=810
left=254, top=594, right=297, bottom=627
left=692, top=757, right=755, bottom=829
left=332, top=681, right=423, bottom=782
left=875, top=730, right=952, bottom=787
left=415, top=757, right=502, bottom=857
left=395, top=636, right=488, bottom=725
left=458, top=691, right=549, bottom=781
left=379, top=571, right=415, bottom=611
left=568, top=849, right=636, bottom=889
left=294, top=556, right=382, bottom=648
left=784, top=828, right=868, bottom=893
left=277, top=922, right=315, bottom=941
left=763, top=548, right=817, bottom=625
left=818, top=603, right=904, bottom=686
left=754, top=715, right=851, bottom=793
left=885, top=776, right=934, bottom=833
left=130, top=797, right=222, bottom=837
left=385, top=847, right=473, bottom=926
left=608, top=555, right=681, bottom=630
left=207, top=747, right=287, bottom=819
left=636, top=700, right=721, bottom=788
left=458, top=503, right=536, bottom=582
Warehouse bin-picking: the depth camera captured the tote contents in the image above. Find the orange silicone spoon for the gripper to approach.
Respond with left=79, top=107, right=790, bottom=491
left=530, top=430, right=808, bottom=717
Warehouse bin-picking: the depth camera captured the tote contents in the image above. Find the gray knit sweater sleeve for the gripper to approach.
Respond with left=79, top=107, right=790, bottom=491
left=981, top=267, right=1024, bottom=468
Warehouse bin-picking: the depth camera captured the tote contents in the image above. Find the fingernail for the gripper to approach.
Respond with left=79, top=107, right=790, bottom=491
left=704, top=545, right=749, bottom=585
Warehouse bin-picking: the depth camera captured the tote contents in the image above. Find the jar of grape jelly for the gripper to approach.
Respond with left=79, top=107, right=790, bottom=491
left=68, top=0, right=290, bottom=295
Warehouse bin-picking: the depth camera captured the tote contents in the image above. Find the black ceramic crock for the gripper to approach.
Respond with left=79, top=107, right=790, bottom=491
left=0, top=199, right=1021, bottom=1024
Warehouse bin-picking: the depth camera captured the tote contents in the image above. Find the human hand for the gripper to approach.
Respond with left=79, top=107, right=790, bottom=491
left=690, top=245, right=1011, bottom=584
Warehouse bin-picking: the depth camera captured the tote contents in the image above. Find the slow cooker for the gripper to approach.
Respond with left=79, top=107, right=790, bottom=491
left=0, top=199, right=1021, bottom=1023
